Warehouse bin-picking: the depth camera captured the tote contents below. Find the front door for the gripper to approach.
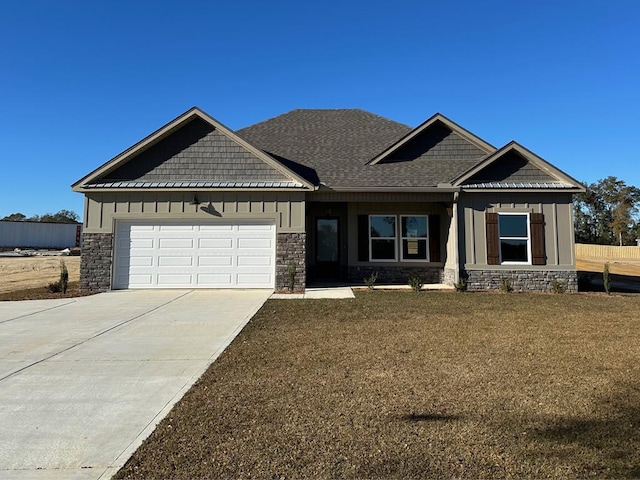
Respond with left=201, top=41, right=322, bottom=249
left=315, top=217, right=340, bottom=281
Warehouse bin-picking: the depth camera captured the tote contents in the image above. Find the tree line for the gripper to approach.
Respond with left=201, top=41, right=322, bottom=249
left=574, top=176, right=640, bottom=246
left=1, top=210, right=80, bottom=224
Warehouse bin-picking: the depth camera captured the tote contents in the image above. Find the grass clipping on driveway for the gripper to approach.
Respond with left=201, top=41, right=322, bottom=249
left=117, top=292, right=640, bottom=479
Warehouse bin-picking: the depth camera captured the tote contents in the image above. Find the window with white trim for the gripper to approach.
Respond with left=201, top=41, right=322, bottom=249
left=368, top=215, right=430, bottom=262
left=401, top=215, right=429, bottom=261
left=498, top=213, right=530, bottom=264
left=369, top=215, right=397, bottom=261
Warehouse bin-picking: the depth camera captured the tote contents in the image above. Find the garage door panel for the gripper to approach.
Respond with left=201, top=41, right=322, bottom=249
left=157, top=274, right=193, bottom=285
left=114, top=220, right=275, bottom=289
left=237, top=273, right=272, bottom=285
left=199, top=238, right=233, bottom=249
left=237, top=255, right=272, bottom=266
left=198, top=256, right=233, bottom=266
left=200, top=224, right=233, bottom=231
left=159, top=238, right=194, bottom=249
left=158, top=256, right=193, bottom=267
left=130, top=256, right=154, bottom=267
left=238, top=237, right=272, bottom=249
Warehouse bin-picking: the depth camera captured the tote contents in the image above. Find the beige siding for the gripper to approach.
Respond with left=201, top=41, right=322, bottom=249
left=83, top=191, right=305, bottom=233
left=459, top=192, right=576, bottom=269
left=311, top=191, right=454, bottom=203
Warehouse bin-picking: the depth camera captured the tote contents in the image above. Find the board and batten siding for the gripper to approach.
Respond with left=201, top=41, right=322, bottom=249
left=459, top=192, right=576, bottom=269
left=83, top=192, right=305, bottom=233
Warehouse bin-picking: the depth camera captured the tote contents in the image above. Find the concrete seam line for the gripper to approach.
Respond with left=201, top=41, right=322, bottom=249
left=0, top=300, right=77, bottom=325
left=0, top=290, right=194, bottom=383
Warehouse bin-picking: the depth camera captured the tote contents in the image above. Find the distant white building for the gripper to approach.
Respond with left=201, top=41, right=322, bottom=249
left=0, top=221, right=82, bottom=249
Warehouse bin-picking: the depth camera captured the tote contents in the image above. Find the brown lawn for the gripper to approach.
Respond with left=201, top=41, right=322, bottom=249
left=116, top=291, right=640, bottom=479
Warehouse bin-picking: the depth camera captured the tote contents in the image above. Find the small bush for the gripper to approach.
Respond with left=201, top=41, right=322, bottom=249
left=550, top=278, right=567, bottom=294
left=408, top=276, right=423, bottom=293
left=454, top=277, right=467, bottom=292
left=603, top=262, right=611, bottom=295
left=60, top=260, right=69, bottom=294
left=364, top=272, right=378, bottom=290
left=47, top=281, right=62, bottom=293
left=499, top=277, right=513, bottom=293
left=288, top=262, right=297, bottom=292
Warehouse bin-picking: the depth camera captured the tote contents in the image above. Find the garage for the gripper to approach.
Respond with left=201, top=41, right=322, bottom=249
left=113, top=220, right=275, bottom=289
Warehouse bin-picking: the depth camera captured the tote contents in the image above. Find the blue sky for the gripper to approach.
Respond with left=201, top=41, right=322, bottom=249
left=1, top=0, right=638, bottom=220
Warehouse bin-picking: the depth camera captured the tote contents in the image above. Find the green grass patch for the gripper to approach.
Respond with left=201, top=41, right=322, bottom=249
left=117, top=291, right=640, bottom=479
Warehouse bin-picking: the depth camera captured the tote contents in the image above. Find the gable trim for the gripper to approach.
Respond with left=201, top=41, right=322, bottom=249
left=72, top=107, right=315, bottom=192
left=451, top=141, right=586, bottom=192
left=367, top=113, right=496, bottom=166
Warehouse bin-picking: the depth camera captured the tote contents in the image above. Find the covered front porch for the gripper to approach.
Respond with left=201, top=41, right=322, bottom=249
left=304, top=191, right=459, bottom=287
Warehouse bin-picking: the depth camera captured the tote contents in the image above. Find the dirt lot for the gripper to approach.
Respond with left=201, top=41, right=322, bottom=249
left=0, top=256, right=81, bottom=294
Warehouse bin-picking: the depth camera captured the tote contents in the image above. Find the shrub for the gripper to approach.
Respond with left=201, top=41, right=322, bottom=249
left=454, top=277, right=467, bottom=292
left=550, top=278, right=567, bottom=294
left=60, top=260, right=69, bottom=294
left=603, top=262, right=611, bottom=295
left=364, top=271, right=378, bottom=290
left=288, top=262, right=297, bottom=292
left=499, top=277, right=513, bottom=293
left=47, top=281, right=62, bottom=293
left=408, top=276, right=423, bottom=293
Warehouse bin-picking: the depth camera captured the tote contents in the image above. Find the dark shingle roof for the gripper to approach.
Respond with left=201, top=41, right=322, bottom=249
left=236, top=109, right=488, bottom=189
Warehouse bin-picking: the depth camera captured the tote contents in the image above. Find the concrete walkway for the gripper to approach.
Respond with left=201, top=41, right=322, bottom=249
left=0, top=289, right=271, bottom=479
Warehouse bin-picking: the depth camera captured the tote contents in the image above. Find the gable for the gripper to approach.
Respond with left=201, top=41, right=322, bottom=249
left=72, top=107, right=313, bottom=191
left=453, top=142, right=585, bottom=191
left=378, top=120, right=489, bottom=164
left=100, top=118, right=289, bottom=183
left=463, top=150, right=554, bottom=184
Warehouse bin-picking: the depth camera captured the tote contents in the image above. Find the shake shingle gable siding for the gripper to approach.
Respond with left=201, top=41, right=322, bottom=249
left=100, top=118, right=288, bottom=184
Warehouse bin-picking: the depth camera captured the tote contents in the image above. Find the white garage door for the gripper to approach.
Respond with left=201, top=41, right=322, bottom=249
left=113, top=220, right=275, bottom=289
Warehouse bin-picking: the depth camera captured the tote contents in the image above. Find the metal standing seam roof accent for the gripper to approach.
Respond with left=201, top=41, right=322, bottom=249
left=82, top=181, right=305, bottom=189
left=461, top=182, right=574, bottom=189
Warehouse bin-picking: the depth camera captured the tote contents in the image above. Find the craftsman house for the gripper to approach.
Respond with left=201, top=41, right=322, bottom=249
left=72, top=107, right=584, bottom=292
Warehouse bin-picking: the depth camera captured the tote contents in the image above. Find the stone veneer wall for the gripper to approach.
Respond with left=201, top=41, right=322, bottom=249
left=80, top=233, right=113, bottom=292
left=465, top=269, right=578, bottom=292
left=276, top=233, right=306, bottom=291
left=348, top=266, right=443, bottom=285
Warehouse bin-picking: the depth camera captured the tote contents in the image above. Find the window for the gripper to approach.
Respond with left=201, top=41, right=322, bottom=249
left=369, top=215, right=396, bottom=261
left=498, top=213, right=530, bottom=263
left=401, top=215, right=429, bottom=261
left=367, top=215, right=430, bottom=262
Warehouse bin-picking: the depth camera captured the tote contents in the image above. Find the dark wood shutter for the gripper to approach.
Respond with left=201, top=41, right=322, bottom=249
left=486, top=212, right=500, bottom=265
left=530, top=212, right=546, bottom=265
left=357, top=215, right=369, bottom=261
left=428, top=215, right=441, bottom=262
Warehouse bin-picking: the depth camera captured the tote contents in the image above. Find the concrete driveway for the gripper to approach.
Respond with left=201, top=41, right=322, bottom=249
left=0, top=289, right=271, bottom=479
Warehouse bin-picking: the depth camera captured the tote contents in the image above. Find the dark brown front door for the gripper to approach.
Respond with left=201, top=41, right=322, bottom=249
left=315, top=217, right=340, bottom=280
